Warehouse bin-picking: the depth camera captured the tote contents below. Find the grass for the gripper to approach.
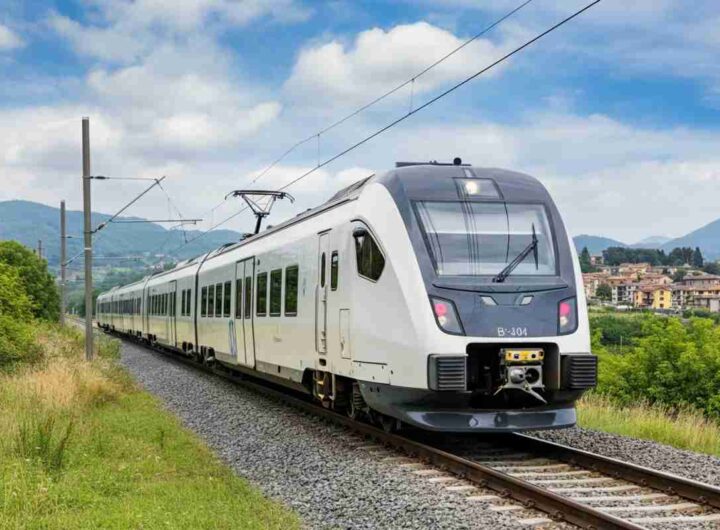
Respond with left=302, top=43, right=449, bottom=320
left=577, top=393, right=720, bottom=458
left=0, top=324, right=300, bottom=530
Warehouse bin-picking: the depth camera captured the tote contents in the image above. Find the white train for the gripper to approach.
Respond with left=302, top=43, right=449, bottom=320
left=97, top=162, right=596, bottom=432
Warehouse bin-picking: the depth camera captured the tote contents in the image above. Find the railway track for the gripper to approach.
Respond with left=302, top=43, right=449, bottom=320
left=87, top=323, right=720, bottom=530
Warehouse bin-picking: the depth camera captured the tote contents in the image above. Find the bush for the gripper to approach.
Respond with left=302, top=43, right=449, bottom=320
left=0, top=263, right=40, bottom=369
left=0, top=241, right=59, bottom=321
left=594, top=314, right=720, bottom=418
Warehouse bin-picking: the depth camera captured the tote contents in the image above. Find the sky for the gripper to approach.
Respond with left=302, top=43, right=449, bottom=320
left=1, top=0, right=720, bottom=244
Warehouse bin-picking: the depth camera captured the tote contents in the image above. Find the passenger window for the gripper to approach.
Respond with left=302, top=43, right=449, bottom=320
left=181, top=291, right=186, bottom=316
left=208, top=285, right=215, bottom=317
left=270, top=269, right=282, bottom=316
left=355, top=229, right=385, bottom=281
left=215, top=283, right=223, bottom=317
left=223, top=281, right=231, bottom=317
left=201, top=287, right=207, bottom=317
left=187, top=289, right=192, bottom=316
left=285, top=265, right=298, bottom=316
left=320, top=253, right=326, bottom=287
left=256, top=273, right=268, bottom=316
left=244, top=276, right=252, bottom=318
left=235, top=279, right=243, bottom=319
left=331, top=252, right=339, bottom=291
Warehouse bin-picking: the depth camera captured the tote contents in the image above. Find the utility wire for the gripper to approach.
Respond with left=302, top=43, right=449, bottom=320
left=162, top=0, right=600, bottom=258
left=245, top=0, right=535, bottom=188
left=277, top=0, right=601, bottom=192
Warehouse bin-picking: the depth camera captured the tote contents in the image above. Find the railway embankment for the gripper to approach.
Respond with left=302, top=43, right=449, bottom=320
left=0, top=323, right=299, bottom=530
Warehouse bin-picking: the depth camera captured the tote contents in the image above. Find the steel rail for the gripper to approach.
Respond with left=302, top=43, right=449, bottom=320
left=509, top=433, right=720, bottom=510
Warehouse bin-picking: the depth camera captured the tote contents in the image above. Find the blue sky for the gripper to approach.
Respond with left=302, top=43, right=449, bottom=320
left=1, top=0, right=720, bottom=243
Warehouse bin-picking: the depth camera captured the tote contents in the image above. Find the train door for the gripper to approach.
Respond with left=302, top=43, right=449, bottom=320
left=234, top=258, right=255, bottom=367
left=168, top=281, right=177, bottom=347
left=316, top=231, right=330, bottom=355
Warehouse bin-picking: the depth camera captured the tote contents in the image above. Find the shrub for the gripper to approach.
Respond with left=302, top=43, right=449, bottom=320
left=0, top=241, right=59, bottom=321
left=593, top=314, right=720, bottom=418
left=0, top=263, right=40, bottom=369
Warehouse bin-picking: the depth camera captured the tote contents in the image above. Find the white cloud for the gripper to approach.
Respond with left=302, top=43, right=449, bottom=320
left=0, top=23, right=23, bottom=50
left=284, top=21, right=510, bottom=106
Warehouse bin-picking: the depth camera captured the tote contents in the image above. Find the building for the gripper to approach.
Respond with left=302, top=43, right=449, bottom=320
left=634, top=285, right=673, bottom=310
left=676, top=274, right=720, bottom=289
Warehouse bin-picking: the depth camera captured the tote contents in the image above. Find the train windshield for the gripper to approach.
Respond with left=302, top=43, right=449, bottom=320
left=415, top=201, right=556, bottom=277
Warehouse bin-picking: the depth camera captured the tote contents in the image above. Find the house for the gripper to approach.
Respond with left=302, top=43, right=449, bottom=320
left=676, top=274, right=720, bottom=289
left=634, top=285, right=673, bottom=310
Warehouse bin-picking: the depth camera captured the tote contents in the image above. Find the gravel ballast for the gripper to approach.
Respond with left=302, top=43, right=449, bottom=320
left=531, top=427, right=720, bottom=488
left=119, top=341, right=536, bottom=530
left=118, top=338, right=720, bottom=529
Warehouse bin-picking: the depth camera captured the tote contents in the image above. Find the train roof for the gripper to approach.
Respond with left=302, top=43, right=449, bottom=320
left=99, top=164, right=550, bottom=295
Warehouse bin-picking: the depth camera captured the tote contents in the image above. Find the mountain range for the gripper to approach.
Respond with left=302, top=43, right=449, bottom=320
left=3, top=199, right=720, bottom=267
left=574, top=217, right=720, bottom=260
left=0, top=200, right=243, bottom=269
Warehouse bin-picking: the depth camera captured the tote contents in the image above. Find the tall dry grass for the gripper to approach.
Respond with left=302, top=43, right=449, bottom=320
left=0, top=324, right=124, bottom=475
left=578, top=393, right=720, bottom=457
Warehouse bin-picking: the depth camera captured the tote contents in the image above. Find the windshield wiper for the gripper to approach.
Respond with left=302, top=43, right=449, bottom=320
left=493, top=223, right=538, bottom=283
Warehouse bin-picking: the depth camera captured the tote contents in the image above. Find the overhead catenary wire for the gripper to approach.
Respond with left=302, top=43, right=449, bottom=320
left=162, top=0, right=600, bottom=258
left=244, top=0, right=536, bottom=188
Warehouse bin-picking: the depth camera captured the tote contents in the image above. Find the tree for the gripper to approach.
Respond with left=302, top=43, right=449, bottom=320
left=703, top=262, right=720, bottom=275
left=692, top=247, right=704, bottom=268
left=579, top=247, right=595, bottom=273
left=596, top=283, right=612, bottom=301
left=0, top=241, right=59, bottom=321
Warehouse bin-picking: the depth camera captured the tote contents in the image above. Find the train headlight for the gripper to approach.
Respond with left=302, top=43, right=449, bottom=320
left=558, top=297, right=577, bottom=335
left=430, top=297, right=464, bottom=335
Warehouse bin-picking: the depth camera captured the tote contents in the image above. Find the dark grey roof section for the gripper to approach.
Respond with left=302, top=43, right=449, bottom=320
left=327, top=174, right=375, bottom=203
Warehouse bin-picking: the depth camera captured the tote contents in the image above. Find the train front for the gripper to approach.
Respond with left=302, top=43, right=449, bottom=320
left=364, top=164, right=597, bottom=432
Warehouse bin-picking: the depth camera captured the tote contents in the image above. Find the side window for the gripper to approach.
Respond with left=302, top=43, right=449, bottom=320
left=355, top=229, right=385, bottom=281
left=201, top=287, right=207, bottom=317
left=215, top=283, right=223, bottom=317
left=269, top=269, right=282, bottom=316
left=244, top=276, right=252, bottom=318
left=235, top=279, right=243, bottom=319
left=320, top=252, right=326, bottom=287
left=223, top=281, right=231, bottom=317
left=256, top=272, right=267, bottom=316
left=181, top=290, right=186, bottom=316
left=285, top=265, right=298, bottom=316
left=331, top=251, right=339, bottom=291
left=208, top=285, right=215, bottom=317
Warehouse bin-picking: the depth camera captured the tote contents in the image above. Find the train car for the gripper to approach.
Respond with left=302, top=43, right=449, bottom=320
left=97, top=162, right=597, bottom=432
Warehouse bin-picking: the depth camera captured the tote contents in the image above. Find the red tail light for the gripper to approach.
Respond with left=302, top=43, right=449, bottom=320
left=430, top=297, right=463, bottom=335
left=558, top=298, right=577, bottom=335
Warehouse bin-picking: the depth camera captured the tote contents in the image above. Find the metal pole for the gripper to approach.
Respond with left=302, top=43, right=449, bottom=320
left=82, top=117, right=93, bottom=361
left=60, top=200, right=66, bottom=326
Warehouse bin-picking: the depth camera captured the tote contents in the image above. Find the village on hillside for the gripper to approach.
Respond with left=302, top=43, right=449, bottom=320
left=581, top=246, right=720, bottom=313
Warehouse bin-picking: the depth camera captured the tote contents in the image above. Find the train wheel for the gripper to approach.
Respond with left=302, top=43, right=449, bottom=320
left=346, top=383, right=366, bottom=420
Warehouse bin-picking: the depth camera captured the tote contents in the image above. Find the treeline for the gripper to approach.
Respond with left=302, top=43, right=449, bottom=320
left=591, top=312, right=720, bottom=418
left=0, top=240, right=59, bottom=368
left=603, top=246, right=704, bottom=267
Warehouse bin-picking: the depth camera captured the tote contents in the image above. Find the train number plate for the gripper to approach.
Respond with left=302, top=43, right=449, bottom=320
left=496, top=327, right=528, bottom=338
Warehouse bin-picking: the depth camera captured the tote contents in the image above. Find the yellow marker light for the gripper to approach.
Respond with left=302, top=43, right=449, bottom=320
left=503, top=349, right=544, bottom=363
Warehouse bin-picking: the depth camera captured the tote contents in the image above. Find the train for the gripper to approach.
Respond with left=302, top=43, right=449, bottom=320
left=96, top=161, right=597, bottom=432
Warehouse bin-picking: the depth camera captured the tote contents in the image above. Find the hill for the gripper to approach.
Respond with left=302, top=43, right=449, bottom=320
left=662, top=219, right=720, bottom=260
left=630, top=236, right=671, bottom=249
left=573, top=235, right=627, bottom=255
left=0, top=200, right=243, bottom=268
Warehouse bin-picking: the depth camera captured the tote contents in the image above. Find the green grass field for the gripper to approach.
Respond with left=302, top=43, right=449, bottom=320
left=0, top=325, right=300, bottom=530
